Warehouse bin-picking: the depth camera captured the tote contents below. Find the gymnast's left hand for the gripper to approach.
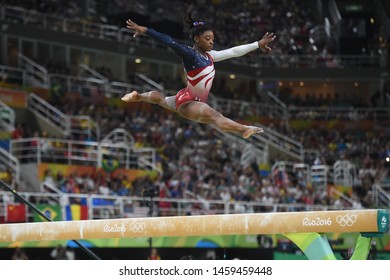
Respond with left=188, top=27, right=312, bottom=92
left=258, top=32, right=276, bottom=53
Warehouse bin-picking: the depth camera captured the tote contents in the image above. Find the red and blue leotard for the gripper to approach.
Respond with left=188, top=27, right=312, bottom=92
left=145, top=29, right=259, bottom=109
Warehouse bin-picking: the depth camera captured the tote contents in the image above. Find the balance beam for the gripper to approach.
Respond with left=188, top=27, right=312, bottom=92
left=0, top=209, right=388, bottom=242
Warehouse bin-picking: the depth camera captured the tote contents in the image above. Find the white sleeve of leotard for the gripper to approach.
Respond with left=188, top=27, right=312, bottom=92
left=208, top=42, right=259, bottom=62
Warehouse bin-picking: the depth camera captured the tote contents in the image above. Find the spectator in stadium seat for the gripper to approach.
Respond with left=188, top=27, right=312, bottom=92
left=122, top=5, right=275, bottom=139
left=11, top=123, right=24, bottom=139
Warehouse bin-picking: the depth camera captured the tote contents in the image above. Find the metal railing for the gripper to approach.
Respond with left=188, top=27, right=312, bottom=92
left=9, top=136, right=156, bottom=171
left=28, top=92, right=100, bottom=140
left=135, top=73, right=164, bottom=92
left=49, top=73, right=109, bottom=97
left=100, top=128, right=156, bottom=171
left=267, top=91, right=287, bottom=112
left=0, top=148, right=19, bottom=183
left=333, top=160, right=356, bottom=187
left=212, top=124, right=268, bottom=165
left=28, top=92, right=70, bottom=136
left=18, top=53, right=48, bottom=87
left=69, top=115, right=101, bottom=141
left=311, top=164, right=329, bottom=189
left=0, top=65, right=26, bottom=86
left=372, top=183, right=390, bottom=209
left=329, top=187, right=363, bottom=209
left=256, top=126, right=304, bottom=162
left=215, top=96, right=286, bottom=119
left=211, top=95, right=390, bottom=124
left=303, top=149, right=320, bottom=164
left=102, top=128, right=135, bottom=146
left=79, top=63, right=109, bottom=82
left=0, top=98, right=15, bottom=132
left=272, top=161, right=338, bottom=190
left=49, top=72, right=147, bottom=99
left=109, top=81, right=147, bottom=98
left=288, top=106, right=390, bottom=121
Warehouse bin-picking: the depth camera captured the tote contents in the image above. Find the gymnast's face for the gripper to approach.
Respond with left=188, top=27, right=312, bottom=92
left=195, top=30, right=214, bottom=52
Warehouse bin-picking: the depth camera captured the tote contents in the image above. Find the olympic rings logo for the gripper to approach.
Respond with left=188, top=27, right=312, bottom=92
left=129, top=222, right=146, bottom=233
left=336, top=215, right=357, bottom=227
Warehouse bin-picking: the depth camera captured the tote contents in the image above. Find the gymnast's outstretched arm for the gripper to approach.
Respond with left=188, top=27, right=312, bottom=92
left=208, top=32, right=276, bottom=62
left=126, top=19, right=193, bottom=59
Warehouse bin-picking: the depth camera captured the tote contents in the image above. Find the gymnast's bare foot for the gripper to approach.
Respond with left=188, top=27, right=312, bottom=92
left=243, top=126, right=264, bottom=139
left=121, top=91, right=141, bottom=102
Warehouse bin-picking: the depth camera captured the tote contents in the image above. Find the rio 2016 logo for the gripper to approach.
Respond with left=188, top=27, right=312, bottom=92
left=102, top=223, right=146, bottom=233
left=103, top=224, right=127, bottom=233
left=302, top=217, right=332, bottom=226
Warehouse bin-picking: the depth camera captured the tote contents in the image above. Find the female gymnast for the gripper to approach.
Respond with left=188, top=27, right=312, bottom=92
left=122, top=8, right=276, bottom=139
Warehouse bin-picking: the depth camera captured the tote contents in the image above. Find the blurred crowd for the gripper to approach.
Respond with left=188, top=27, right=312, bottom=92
left=5, top=0, right=387, bottom=57
left=11, top=94, right=389, bottom=213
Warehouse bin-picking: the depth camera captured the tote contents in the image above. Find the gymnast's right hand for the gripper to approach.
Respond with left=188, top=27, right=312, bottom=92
left=126, top=19, right=147, bottom=37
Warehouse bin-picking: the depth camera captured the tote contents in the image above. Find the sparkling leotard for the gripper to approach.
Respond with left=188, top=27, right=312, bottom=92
left=145, top=28, right=259, bottom=108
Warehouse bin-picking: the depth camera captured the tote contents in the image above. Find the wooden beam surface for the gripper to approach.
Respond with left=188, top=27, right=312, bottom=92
left=0, top=209, right=387, bottom=242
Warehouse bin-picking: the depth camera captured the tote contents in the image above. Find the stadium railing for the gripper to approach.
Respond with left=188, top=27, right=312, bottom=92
left=27, top=93, right=70, bottom=137
left=0, top=148, right=19, bottom=183
left=28, top=93, right=101, bottom=141
left=372, top=183, right=390, bottom=209
left=18, top=54, right=48, bottom=87
left=9, top=136, right=157, bottom=171
left=288, top=106, right=390, bottom=121
left=0, top=65, right=26, bottom=87
left=0, top=98, right=15, bottom=132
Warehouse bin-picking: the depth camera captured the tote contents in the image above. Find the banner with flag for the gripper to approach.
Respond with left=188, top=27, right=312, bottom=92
left=6, top=204, right=26, bottom=223
left=102, top=158, right=120, bottom=173
left=65, top=204, right=88, bottom=221
left=33, top=204, right=62, bottom=222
